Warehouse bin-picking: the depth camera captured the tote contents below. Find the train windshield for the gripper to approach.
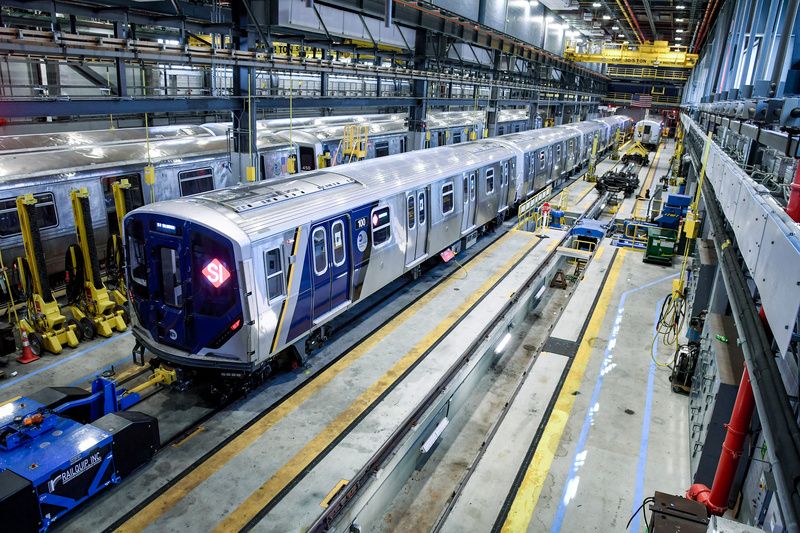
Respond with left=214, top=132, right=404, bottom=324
left=125, top=214, right=241, bottom=353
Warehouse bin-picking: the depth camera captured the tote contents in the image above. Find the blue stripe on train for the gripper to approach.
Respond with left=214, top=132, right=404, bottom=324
left=285, top=201, right=379, bottom=344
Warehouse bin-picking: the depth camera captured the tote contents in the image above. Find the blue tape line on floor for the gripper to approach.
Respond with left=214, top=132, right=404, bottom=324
left=0, top=331, right=132, bottom=393
left=628, top=301, right=662, bottom=533
left=550, top=273, right=676, bottom=532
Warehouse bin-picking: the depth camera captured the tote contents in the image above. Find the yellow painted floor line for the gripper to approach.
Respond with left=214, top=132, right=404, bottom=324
left=116, top=230, right=526, bottom=532
left=501, top=249, right=627, bottom=533
left=213, top=234, right=543, bottom=532
left=641, top=143, right=665, bottom=194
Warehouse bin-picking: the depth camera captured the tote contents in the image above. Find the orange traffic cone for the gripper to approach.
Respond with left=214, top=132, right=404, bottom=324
left=17, top=330, right=40, bottom=364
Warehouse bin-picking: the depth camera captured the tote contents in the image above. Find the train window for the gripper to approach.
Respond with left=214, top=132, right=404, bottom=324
left=300, top=147, right=316, bottom=171
left=644, top=125, right=652, bottom=134
left=538, top=151, right=546, bottom=170
left=159, top=247, right=183, bottom=308
left=418, top=192, right=426, bottom=224
left=556, top=145, right=561, bottom=160
left=265, top=248, right=285, bottom=301
left=406, top=196, right=416, bottom=229
left=502, top=162, right=509, bottom=186
left=514, top=125, right=521, bottom=133
left=375, top=141, right=390, bottom=158
left=179, top=168, right=214, bottom=196
left=400, top=137, right=407, bottom=153
left=0, top=193, right=58, bottom=238
left=371, top=206, right=391, bottom=247
left=442, top=182, right=454, bottom=215
left=312, top=227, right=328, bottom=276
left=470, top=173, right=476, bottom=201
left=486, top=169, right=495, bottom=194
left=497, top=126, right=504, bottom=135
left=453, top=132, right=462, bottom=144
left=126, top=222, right=148, bottom=298
left=462, top=177, right=469, bottom=204
left=331, top=221, right=346, bottom=267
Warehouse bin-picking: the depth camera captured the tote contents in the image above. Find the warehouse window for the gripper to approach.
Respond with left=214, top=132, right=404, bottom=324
left=264, top=248, right=285, bottom=302
left=442, top=182, right=454, bottom=215
left=371, top=206, right=391, bottom=247
left=486, top=168, right=495, bottom=194
left=407, top=196, right=415, bottom=229
left=0, top=193, right=58, bottom=238
left=178, top=167, right=214, bottom=196
left=375, top=141, right=390, bottom=158
left=312, top=227, right=328, bottom=276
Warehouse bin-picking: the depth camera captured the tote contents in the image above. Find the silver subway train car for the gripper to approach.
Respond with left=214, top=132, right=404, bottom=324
left=124, top=115, right=632, bottom=376
left=634, top=119, right=663, bottom=148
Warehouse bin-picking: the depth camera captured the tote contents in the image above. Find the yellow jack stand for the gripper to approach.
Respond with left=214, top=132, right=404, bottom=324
left=68, top=188, right=127, bottom=338
left=15, top=195, right=80, bottom=354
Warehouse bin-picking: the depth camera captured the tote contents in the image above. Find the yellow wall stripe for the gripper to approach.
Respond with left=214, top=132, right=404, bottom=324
left=116, top=230, right=521, bottom=532
left=501, top=249, right=626, bottom=532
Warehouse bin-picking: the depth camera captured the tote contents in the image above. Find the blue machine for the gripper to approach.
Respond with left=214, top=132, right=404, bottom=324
left=655, top=193, right=691, bottom=230
left=570, top=218, right=608, bottom=241
left=0, top=379, right=159, bottom=532
left=548, top=208, right=565, bottom=228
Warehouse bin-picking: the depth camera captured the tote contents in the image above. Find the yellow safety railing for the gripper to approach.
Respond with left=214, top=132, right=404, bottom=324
left=630, top=197, right=664, bottom=222
left=606, top=66, right=690, bottom=81
left=603, top=92, right=681, bottom=106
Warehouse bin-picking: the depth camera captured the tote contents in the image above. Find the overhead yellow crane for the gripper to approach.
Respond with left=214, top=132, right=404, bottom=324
left=564, top=41, right=699, bottom=69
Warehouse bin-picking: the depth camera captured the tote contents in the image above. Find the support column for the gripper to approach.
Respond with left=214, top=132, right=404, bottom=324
left=113, top=22, right=128, bottom=97
left=232, top=0, right=259, bottom=182
left=409, top=29, right=429, bottom=151
left=486, top=50, right=503, bottom=138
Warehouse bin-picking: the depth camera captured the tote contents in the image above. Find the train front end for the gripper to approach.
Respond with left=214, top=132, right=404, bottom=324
left=124, top=205, right=255, bottom=374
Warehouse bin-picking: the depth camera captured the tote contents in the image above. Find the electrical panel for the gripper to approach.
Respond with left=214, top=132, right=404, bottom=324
left=688, top=313, right=745, bottom=493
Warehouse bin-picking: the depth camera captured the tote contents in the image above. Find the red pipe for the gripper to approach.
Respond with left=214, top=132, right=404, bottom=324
left=687, top=367, right=756, bottom=514
left=786, top=162, right=800, bottom=221
left=619, top=0, right=646, bottom=43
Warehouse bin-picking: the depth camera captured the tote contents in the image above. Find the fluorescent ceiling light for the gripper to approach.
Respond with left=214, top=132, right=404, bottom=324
left=676, top=28, right=684, bottom=33
left=612, top=25, right=619, bottom=29
left=676, top=17, right=684, bottom=21
left=675, top=37, right=683, bottom=40
left=592, top=2, right=601, bottom=6
left=618, top=33, right=625, bottom=37
left=602, top=14, right=611, bottom=19
left=676, top=4, right=686, bottom=9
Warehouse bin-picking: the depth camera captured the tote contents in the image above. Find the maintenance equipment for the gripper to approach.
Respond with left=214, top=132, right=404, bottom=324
left=65, top=188, right=128, bottom=339
left=643, top=227, right=678, bottom=265
left=654, top=193, right=692, bottom=230
left=621, top=142, right=651, bottom=166
left=106, top=180, right=134, bottom=297
left=596, top=163, right=641, bottom=197
left=14, top=195, right=80, bottom=356
left=0, top=370, right=169, bottom=532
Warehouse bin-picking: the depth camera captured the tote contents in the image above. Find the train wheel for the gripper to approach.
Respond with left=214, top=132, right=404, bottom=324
left=28, top=332, right=44, bottom=356
left=66, top=318, right=83, bottom=342
left=79, top=318, right=96, bottom=341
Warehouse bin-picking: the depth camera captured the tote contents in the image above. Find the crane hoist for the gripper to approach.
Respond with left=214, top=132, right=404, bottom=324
left=14, top=194, right=80, bottom=355
left=65, top=188, right=128, bottom=339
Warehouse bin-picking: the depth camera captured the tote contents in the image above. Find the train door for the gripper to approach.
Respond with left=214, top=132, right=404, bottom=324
left=461, top=172, right=477, bottom=233
left=310, top=216, right=351, bottom=320
left=147, top=231, right=187, bottom=348
left=499, top=161, right=509, bottom=212
left=404, top=188, right=429, bottom=265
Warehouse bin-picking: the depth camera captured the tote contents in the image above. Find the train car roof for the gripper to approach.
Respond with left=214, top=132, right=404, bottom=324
left=497, top=109, right=529, bottom=123
left=200, top=113, right=405, bottom=136
left=136, top=139, right=517, bottom=239
left=427, top=110, right=486, bottom=129
left=274, top=117, right=408, bottom=144
left=0, top=131, right=294, bottom=183
left=0, top=124, right=214, bottom=155
left=488, top=127, right=568, bottom=152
